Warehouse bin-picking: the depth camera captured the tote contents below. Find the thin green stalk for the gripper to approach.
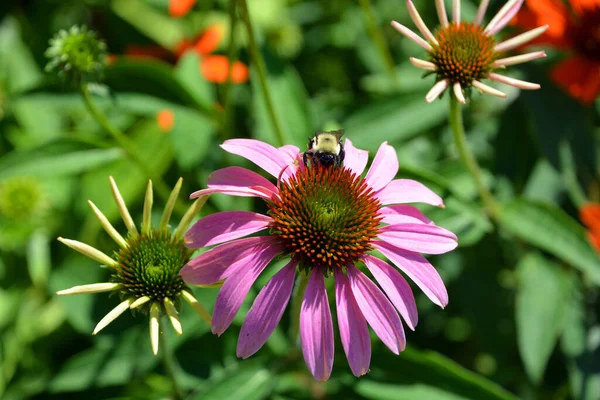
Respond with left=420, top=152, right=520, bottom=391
left=79, top=85, right=186, bottom=214
left=222, top=0, right=239, bottom=141
left=238, top=0, right=285, bottom=147
left=449, top=95, right=500, bottom=218
left=288, top=272, right=310, bottom=348
left=358, top=0, right=398, bottom=84
left=160, top=332, right=184, bottom=400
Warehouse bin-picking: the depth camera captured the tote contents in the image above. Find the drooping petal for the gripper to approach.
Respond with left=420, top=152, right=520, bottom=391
left=492, top=51, right=547, bottom=67
left=364, top=142, right=399, bottom=192
left=190, top=186, right=276, bottom=201
left=472, top=80, right=507, bottom=98
left=363, top=255, right=418, bottom=330
left=453, top=82, right=466, bottom=104
left=409, top=57, right=436, bottom=71
left=374, top=241, right=449, bottom=308
left=334, top=269, right=371, bottom=377
left=485, top=0, right=524, bottom=35
left=474, top=0, right=490, bottom=25
left=211, top=244, right=281, bottom=335
left=185, top=211, right=272, bottom=248
left=181, top=236, right=279, bottom=284
left=390, top=21, right=433, bottom=51
left=452, top=0, right=461, bottom=24
left=425, top=79, right=449, bottom=103
left=486, top=0, right=525, bottom=35
left=300, top=270, right=334, bottom=382
left=406, top=0, right=438, bottom=45
left=377, top=223, right=458, bottom=255
left=237, top=260, right=297, bottom=359
left=375, top=179, right=444, bottom=207
left=221, top=139, right=292, bottom=178
left=347, top=264, right=405, bottom=354
left=343, top=138, right=369, bottom=176
left=488, top=73, right=540, bottom=90
left=494, top=25, right=549, bottom=52
left=207, top=166, right=278, bottom=193
left=379, top=204, right=433, bottom=225
left=435, top=0, right=449, bottom=27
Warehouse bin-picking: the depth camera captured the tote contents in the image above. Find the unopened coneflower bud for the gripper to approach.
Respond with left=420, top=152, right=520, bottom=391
left=45, top=25, right=108, bottom=84
left=56, top=177, right=211, bottom=355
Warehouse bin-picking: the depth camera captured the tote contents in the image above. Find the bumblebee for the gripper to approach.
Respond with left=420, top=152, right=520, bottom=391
left=302, top=130, right=345, bottom=168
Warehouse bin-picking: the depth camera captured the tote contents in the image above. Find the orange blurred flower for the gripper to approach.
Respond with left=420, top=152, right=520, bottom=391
left=117, top=24, right=249, bottom=84
left=156, top=109, right=175, bottom=133
left=511, top=0, right=600, bottom=104
left=580, top=203, right=600, bottom=251
left=169, top=0, right=196, bottom=18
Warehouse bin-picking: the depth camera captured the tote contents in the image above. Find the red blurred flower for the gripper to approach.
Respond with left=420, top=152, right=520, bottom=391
left=117, top=24, right=249, bottom=84
left=169, top=0, right=196, bottom=18
left=512, top=0, right=600, bottom=104
left=580, top=203, right=600, bottom=251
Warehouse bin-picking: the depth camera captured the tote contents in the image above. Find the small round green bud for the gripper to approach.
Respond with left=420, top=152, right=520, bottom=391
left=45, top=25, right=107, bottom=84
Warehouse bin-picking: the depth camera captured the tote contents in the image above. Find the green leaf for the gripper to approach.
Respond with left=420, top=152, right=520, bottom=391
left=343, top=93, right=448, bottom=151
left=174, top=53, right=216, bottom=110
left=498, top=199, right=600, bottom=284
left=252, top=64, right=312, bottom=148
left=0, top=142, right=123, bottom=180
left=0, top=17, right=43, bottom=94
left=110, top=0, right=186, bottom=49
left=515, top=253, right=574, bottom=383
left=188, top=361, right=274, bottom=400
left=357, top=381, right=470, bottom=400
left=367, top=346, right=517, bottom=400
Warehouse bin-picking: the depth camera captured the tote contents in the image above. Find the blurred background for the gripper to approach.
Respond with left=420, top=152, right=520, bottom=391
left=0, top=0, right=599, bottom=399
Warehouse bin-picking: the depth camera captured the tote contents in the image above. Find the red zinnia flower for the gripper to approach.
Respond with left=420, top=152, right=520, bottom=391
left=512, top=0, right=600, bottom=104
left=580, top=203, right=600, bottom=251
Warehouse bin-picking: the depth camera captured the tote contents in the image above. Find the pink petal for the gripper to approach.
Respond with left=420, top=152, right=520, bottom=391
left=378, top=223, right=458, bottom=255
left=374, top=241, right=448, bottom=308
left=278, top=144, right=301, bottom=161
left=207, top=166, right=278, bottom=194
left=375, top=179, right=444, bottom=207
left=343, top=138, right=369, bottom=177
left=364, top=142, right=399, bottom=192
left=334, top=269, right=371, bottom=377
left=211, top=244, right=281, bottom=335
left=181, top=236, right=279, bottom=285
left=362, top=255, right=418, bottom=330
left=237, top=260, right=297, bottom=358
left=379, top=205, right=433, bottom=225
left=221, top=139, right=291, bottom=178
left=185, top=211, right=272, bottom=248
left=190, top=186, right=276, bottom=201
left=300, top=270, right=334, bottom=381
left=347, top=264, right=405, bottom=354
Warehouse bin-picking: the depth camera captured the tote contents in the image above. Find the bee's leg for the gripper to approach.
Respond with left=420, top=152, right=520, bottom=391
left=303, top=152, right=310, bottom=167
left=337, top=148, right=346, bottom=168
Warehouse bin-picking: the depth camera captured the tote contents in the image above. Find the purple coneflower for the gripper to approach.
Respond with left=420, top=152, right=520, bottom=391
left=181, top=137, right=458, bottom=381
left=392, top=0, right=548, bottom=103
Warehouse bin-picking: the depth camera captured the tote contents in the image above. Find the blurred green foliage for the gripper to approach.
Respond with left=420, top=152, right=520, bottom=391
left=0, top=0, right=599, bottom=399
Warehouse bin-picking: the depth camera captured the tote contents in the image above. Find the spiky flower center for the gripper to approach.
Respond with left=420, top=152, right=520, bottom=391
left=113, top=229, right=191, bottom=305
left=267, top=166, right=381, bottom=274
left=430, top=23, right=498, bottom=87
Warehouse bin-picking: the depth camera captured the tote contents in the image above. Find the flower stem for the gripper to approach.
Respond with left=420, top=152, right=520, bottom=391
left=160, top=332, right=184, bottom=400
left=79, top=85, right=186, bottom=214
left=238, top=0, right=285, bottom=147
left=448, top=95, right=500, bottom=218
left=358, top=0, right=398, bottom=84
left=288, top=271, right=310, bottom=348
